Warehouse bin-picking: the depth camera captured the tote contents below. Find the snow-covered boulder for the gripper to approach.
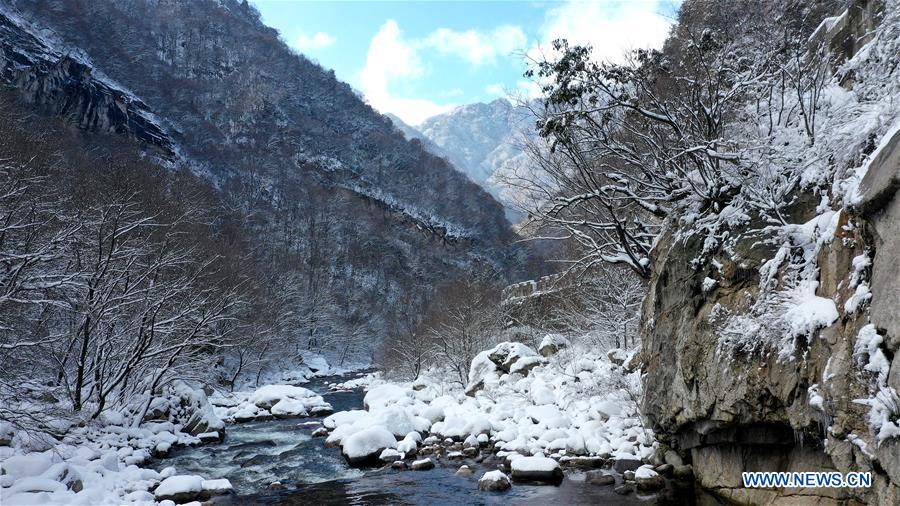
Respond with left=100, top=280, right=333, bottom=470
left=479, top=470, right=511, bottom=491
left=510, top=455, right=564, bottom=484
left=411, top=457, right=434, bottom=470
left=154, top=475, right=204, bottom=502
left=379, top=448, right=401, bottom=462
left=466, top=342, right=539, bottom=395
left=634, top=465, right=665, bottom=490
left=539, top=334, right=570, bottom=357
left=341, top=427, right=397, bottom=467
left=167, top=381, right=225, bottom=438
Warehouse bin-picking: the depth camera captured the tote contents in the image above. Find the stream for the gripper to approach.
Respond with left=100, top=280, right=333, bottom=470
left=155, top=372, right=693, bottom=505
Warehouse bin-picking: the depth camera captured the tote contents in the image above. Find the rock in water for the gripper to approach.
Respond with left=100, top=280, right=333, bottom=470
left=510, top=456, right=563, bottom=485
left=479, top=470, right=511, bottom=491
left=341, top=427, right=397, bottom=467
left=614, top=483, right=633, bottom=495
left=379, top=448, right=401, bottom=463
left=634, top=465, right=665, bottom=491
left=585, top=470, right=616, bottom=486
left=613, top=458, right=643, bottom=473
left=411, top=458, right=435, bottom=471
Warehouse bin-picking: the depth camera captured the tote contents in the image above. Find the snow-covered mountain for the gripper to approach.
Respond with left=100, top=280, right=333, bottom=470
left=390, top=99, right=536, bottom=222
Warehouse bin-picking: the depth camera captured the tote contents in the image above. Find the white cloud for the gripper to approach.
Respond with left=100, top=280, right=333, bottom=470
left=485, top=83, right=506, bottom=96
left=359, top=20, right=455, bottom=125
left=358, top=20, right=529, bottom=124
left=425, top=25, right=526, bottom=66
left=535, top=0, right=674, bottom=63
left=293, top=30, right=336, bottom=51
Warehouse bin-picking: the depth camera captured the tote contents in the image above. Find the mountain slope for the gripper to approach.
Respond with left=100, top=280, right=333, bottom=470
left=410, top=98, right=536, bottom=220
left=1, top=0, right=524, bottom=350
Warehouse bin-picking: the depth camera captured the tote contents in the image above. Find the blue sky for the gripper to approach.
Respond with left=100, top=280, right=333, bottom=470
left=252, top=1, right=680, bottom=125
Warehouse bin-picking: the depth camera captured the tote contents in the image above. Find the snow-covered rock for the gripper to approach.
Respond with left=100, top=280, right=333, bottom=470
left=212, top=384, right=332, bottom=422
left=340, top=427, right=397, bottom=467
left=410, top=457, right=434, bottom=471
left=166, top=381, right=225, bottom=438
left=539, top=334, right=570, bottom=357
left=634, top=465, right=664, bottom=490
left=510, top=455, right=564, bottom=484
left=466, top=342, right=539, bottom=395
left=154, top=475, right=204, bottom=502
left=478, top=470, right=512, bottom=491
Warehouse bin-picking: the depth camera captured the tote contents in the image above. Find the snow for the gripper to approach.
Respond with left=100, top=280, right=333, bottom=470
left=340, top=427, right=397, bottom=459
left=364, top=384, right=411, bottom=411
left=154, top=475, right=204, bottom=498
left=323, top=339, right=653, bottom=477
left=480, top=470, right=510, bottom=483
left=539, top=334, right=570, bottom=351
left=785, top=295, right=839, bottom=338
left=635, top=464, right=658, bottom=479
left=212, top=384, right=331, bottom=422
left=379, top=448, right=400, bottom=460
left=201, top=478, right=232, bottom=492
left=510, top=455, right=560, bottom=473
left=852, top=325, right=900, bottom=444
left=855, top=325, right=890, bottom=384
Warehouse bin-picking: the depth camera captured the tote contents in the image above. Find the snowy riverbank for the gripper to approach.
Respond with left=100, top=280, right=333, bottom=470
left=0, top=354, right=362, bottom=505
left=322, top=336, right=672, bottom=495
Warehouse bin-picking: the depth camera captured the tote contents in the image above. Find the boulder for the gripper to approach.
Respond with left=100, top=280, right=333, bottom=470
left=479, top=470, right=512, bottom=491
left=312, top=428, right=328, bottom=437
left=466, top=342, right=539, bottom=395
left=379, top=448, right=401, bottom=463
left=168, top=381, right=225, bottom=438
left=613, top=459, right=643, bottom=473
left=614, top=483, right=633, bottom=495
left=456, top=465, right=474, bottom=476
left=510, top=456, right=564, bottom=485
left=153, top=475, right=233, bottom=503
left=585, top=470, right=616, bottom=486
left=341, top=427, right=397, bottom=467
left=411, top=458, right=435, bottom=471
left=538, top=334, right=570, bottom=357
left=635, top=465, right=665, bottom=491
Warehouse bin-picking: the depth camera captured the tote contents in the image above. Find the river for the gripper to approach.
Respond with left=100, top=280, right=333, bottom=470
left=154, top=372, right=695, bottom=505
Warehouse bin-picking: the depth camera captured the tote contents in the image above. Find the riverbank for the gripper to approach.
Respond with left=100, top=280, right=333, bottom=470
left=0, top=356, right=365, bottom=505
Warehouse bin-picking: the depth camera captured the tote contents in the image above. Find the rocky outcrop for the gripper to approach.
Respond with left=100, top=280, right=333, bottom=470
left=639, top=1, right=899, bottom=503
left=0, top=10, right=174, bottom=157
left=639, top=88, right=900, bottom=506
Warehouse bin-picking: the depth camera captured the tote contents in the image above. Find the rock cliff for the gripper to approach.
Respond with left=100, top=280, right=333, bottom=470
left=640, top=2, right=900, bottom=504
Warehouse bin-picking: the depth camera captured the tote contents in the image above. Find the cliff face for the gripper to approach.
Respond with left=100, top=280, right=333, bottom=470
left=639, top=2, right=900, bottom=504
left=0, top=8, right=173, bottom=156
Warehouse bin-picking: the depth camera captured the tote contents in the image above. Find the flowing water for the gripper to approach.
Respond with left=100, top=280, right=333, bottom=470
left=155, top=372, right=694, bottom=505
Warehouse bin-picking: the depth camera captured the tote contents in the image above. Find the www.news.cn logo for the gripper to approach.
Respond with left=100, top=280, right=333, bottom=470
left=742, top=472, right=872, bottom=488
